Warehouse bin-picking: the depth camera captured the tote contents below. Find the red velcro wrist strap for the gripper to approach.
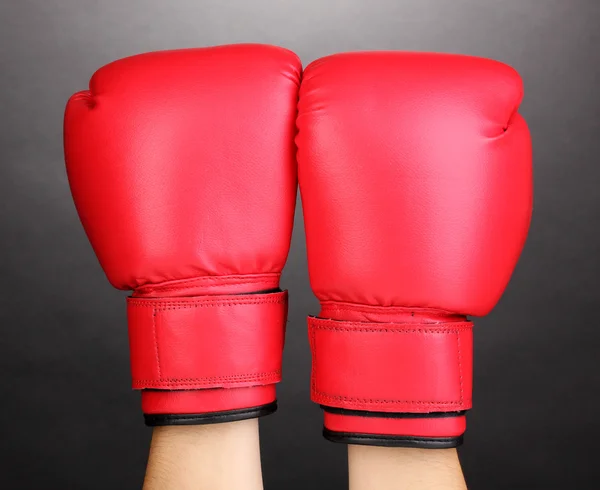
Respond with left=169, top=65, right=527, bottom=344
left=127, top=291, right=287, bottom=390
left=308, top=317, right=473, bottom=413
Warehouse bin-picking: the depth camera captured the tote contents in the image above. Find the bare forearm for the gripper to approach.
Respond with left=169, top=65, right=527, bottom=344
left=143, top=419, right=264, bottom=490
left=348, top=445, right=467, bottom=490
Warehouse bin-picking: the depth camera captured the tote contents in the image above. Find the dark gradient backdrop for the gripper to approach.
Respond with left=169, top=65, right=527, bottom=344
left=1, top=1, right=599, bottom=488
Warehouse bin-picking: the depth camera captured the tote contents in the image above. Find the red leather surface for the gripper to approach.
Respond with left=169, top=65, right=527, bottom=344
left=64, top=45, right=301, bottom=417
left=132, top=273, right=281, bottom=298
left=298, top=52, right=532, bottom=316
left=297, top=52, right=532, bottom=439
left=324, top=412, right=467, bottom=438
left=128, top=291, right=286, bottom=390
left=65, top=45, right=300, bottom=290
left=309, top=316, right=473, bottom=412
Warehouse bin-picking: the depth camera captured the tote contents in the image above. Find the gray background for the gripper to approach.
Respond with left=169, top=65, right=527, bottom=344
left=1, top=0, right=599, bottom=488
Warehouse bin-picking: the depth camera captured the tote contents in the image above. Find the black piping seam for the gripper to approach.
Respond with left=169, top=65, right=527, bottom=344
left=323, top=429, right=463, bottom=449
left=321, top=405, right=467, bottom=419
left=144, top=401, right=277, bottom=426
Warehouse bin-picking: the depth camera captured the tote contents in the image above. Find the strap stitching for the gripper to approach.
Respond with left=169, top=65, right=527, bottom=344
left=152, top=308, right=161, bottom=379
left=313, top=391, right=472, bottom=406
left=310, top=326, right=471, bottom=334
left=129, top=298, right=286, bottom=309
left=309, top=318, right=471, bottom=406
left=457, top=330, right=464, bottom=404
left=133, top=370, right=281, bottom=386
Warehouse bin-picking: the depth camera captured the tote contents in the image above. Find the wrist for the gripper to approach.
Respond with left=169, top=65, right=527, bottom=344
left=144, top=419, right=264, bottom=490
left=348, top=445, right=467, bottom=490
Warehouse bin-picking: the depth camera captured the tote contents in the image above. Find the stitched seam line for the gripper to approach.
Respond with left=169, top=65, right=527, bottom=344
left=309, top=326, right=471, bottom=334
left=313, top=391, right=471, bottom=405
left=134, top=379, right=279, bottom=386
left=133, top=370, right=281, bottom=385
left=457, top=331, right=464, bottom=404
left=128, top=298, right=286, bottom=309
left=311, top=326, right=317, bottom=398
left=135, top=371, right=280, bottom=382
left=152, top=308, right=161, bottom=379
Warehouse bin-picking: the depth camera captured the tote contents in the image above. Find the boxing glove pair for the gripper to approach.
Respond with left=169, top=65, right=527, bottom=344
left=64, top=44, right=532, bottom=447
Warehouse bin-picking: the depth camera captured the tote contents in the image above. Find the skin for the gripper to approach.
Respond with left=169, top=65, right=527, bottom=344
left=143, top=419, right=264, bottom=490
left=348, top=445, right=468, bottom=490
left=140, top=420, right=468, bottom=490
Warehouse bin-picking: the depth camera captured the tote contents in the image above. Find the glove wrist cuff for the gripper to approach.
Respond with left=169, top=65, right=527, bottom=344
left=127, top=290, right=286, bottom=390
left=309, top=315, right=473, bottom=412
left=321, top=409, right=466, bottom=448
left=126, top=290, right=286, bottom=424
left=308, top=315, right=473, bottom=446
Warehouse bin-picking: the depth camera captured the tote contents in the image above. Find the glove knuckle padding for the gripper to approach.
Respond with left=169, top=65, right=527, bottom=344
left=297, top=52, right=532, bottom=316
left=65, top=45, right=300, bottom=291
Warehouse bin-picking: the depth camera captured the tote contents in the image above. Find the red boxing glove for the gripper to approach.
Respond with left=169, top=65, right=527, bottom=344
left=64, top=45, right=301, bottom=425
left=297, top=52, right=532, bottom=447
